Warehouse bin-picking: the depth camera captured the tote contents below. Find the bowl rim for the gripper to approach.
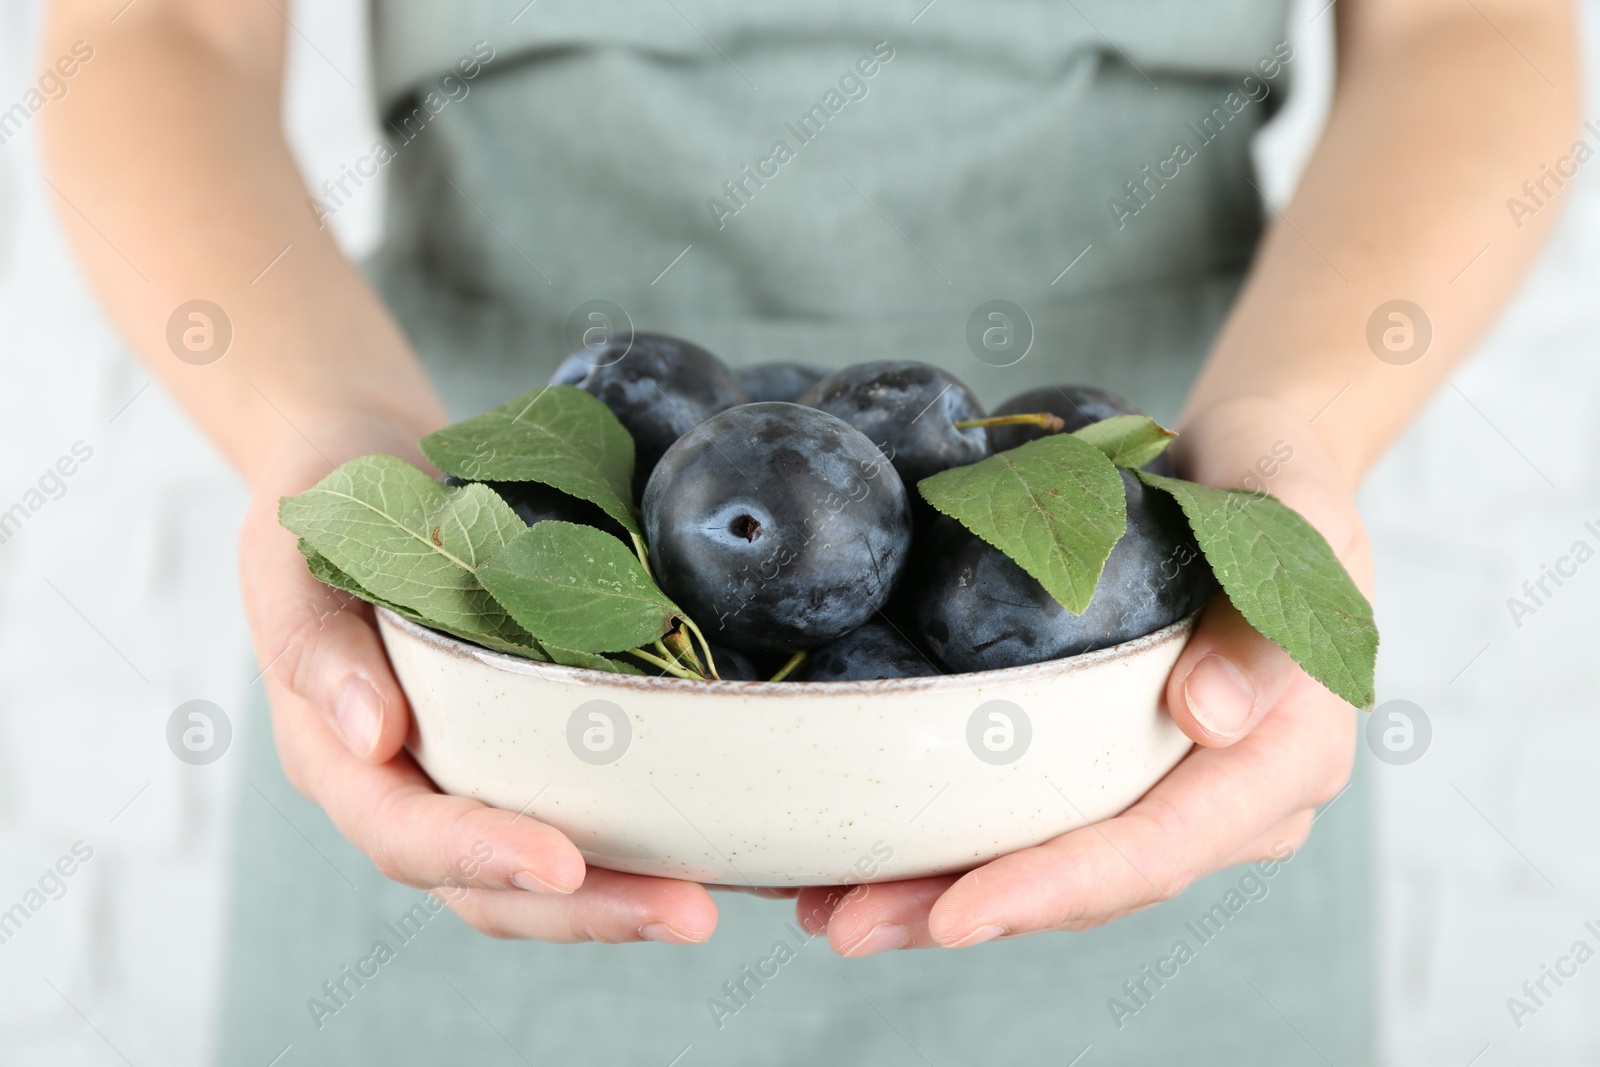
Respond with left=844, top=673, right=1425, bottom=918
left=376, top=607, right=1198, bottom=696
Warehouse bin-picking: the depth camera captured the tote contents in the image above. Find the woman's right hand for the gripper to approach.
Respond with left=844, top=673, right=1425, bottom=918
left=238, top=409, right=720, bottom=944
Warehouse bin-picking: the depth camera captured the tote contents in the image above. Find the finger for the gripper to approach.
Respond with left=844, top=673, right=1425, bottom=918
left=268, top=677, right=589, bottom=894
left=1221, top=809, right=1315, bottom=868
left=1054, top=812, right=1315, bottom=933
left=1165, top=595, right=1298, bottom=746
left=794, top=886, right=840, bottom=935
left=240, top=497, right=410, bottom=763
left=793, top=882, right=902, bottom=937
left=1165, top=431, right=1371, bottom=747
left=267, top=639, right=724, bottom=939
left=806, top=876, right=960, bottom=957
left=1053, top=902, right=1155, bottom=934
left=443, top=868, right=718, bottom=944
left=793, top=881, right=899, bottom=935
left=924, top=675, right=1354, bottom=945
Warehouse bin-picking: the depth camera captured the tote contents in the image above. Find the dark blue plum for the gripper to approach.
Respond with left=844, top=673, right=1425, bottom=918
left=911, top=472, right=1212, bottom=672
left=738, top=362, right=828, bottom=403
left=708, top=644, right=764, bottom=681
left=642, top=403, right=912, bottom=654
left=551, top=332, right=749, bottom=498
left=798, top=361, right=989, bottom=489
left=789, top=619, right=941, bottom=681
left=988, top=384, right=1175, bottom=475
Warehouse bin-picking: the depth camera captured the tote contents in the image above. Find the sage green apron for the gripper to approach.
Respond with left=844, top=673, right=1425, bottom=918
left=218, top=3, right=1373, bottom=1062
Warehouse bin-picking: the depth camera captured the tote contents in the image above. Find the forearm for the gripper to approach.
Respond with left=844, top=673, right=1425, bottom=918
left=41, top=2, right=445, bottom=487
left=1183, top=1, right=1580, bottom=489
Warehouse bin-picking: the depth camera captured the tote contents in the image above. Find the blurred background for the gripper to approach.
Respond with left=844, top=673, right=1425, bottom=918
left=1, top=1, right=1597, bottom=1063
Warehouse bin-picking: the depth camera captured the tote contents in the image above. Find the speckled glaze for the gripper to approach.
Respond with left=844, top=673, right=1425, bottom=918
left=377, top=608, right=1196, bottom=887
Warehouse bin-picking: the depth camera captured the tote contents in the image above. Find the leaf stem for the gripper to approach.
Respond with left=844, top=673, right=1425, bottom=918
left=678, top=616, right=720, bottom=680
left=631, top=532, right=653, bottom=577
left=954, top=412, right=1066, bottom=433
left=768, top=650, right=806, bottom=682
left=626, top=647, right=698, bottom=679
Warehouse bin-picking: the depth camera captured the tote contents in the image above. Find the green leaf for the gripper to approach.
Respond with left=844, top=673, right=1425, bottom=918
left=281, top=455, right=536, bottom=652
left=301, top=540, right=531, bottom=653
left=419, top=385, right=640, bottom=538
left=917, top=435, right=1128, bottom=614
left=1136, top=471, right=1378, bottom=709
left=543, top=645, right=645, bottom=674
left=301, top=540, right=410, bottom=611
left=478, top=521, right=683, bottom=654
left=298, top=538, right=640, bottom=673
left=1072, top=415, right=1177, bottom=470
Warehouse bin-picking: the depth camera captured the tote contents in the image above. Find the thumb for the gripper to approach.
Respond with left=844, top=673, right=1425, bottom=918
left=240, top=494, right=411, bottom=764
left=1163, top=411, right=1371, bottom=747
left=1166, top=595, right=1298, bottom=746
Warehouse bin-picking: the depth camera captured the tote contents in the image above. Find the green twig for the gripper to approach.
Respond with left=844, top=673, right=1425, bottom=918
left=954, top=412, right=1066, bottom=433
left=626, top=647, right=698, bottom=679
left=768, top=651, right=806, bottom=682
left=631, top=531, right=652, bottom=577
left=678, top=616, right=720, bottom=679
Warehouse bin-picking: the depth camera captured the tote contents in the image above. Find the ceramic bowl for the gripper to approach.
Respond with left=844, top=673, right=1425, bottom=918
left=377, top=608, right=1196, bottom=887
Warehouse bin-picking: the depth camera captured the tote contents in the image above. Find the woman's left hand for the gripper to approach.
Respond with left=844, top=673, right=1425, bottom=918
left=796, top=397, right=1373, bottom=956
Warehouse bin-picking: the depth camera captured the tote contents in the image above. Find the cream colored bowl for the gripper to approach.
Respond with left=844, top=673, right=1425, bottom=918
left=377, top=608, right=1196, bottom=888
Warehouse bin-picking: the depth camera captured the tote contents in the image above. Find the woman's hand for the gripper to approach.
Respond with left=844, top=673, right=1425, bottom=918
left=795, top=396, right=1371, bottom=956
left=240, top=410, right=720, bottom=944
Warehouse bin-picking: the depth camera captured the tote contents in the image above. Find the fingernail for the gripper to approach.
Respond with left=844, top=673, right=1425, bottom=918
left=844, top=923, right=910, bottom=958
left=335, top=677, right=383, bottom=757
left=640, top=923, right=703, bottom=945
left=512, top=870, right=575, bottom=895
left=1184, top=654, right=1255, bottom=739
left=951, top=923, right=1007, bottom=948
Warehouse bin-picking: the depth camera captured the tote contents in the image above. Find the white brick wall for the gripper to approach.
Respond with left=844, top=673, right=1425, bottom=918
left=0, top=2, right=1596, bottom=1064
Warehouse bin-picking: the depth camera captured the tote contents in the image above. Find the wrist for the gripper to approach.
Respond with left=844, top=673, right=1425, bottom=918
left=1174, top=394, right=1370, bottom=574
left=1174, top=394, right=1361, bottom=498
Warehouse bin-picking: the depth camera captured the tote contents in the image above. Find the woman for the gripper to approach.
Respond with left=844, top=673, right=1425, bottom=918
left=43, top=0, right=1576, bottom=1062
